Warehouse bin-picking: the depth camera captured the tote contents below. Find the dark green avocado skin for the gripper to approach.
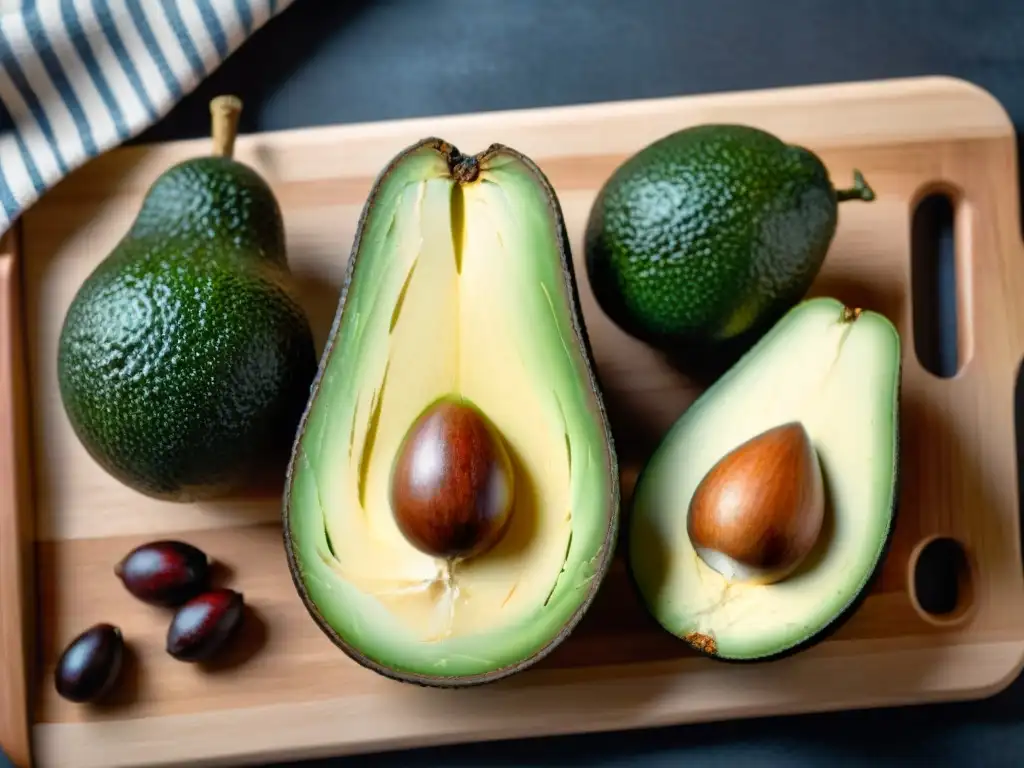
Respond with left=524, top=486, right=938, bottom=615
left=584, top=124, right=854, bottom=374
left=57, top=156, right=318, bottom=501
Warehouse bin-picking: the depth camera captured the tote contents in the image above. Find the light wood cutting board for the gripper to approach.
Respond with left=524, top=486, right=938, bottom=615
left=3, top=75, right=1024, bottom=768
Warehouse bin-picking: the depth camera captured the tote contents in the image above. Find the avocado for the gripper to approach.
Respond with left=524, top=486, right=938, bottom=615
left=282, top=138, right=619, bottom=686
left=584, top=124, right=875, bottom=375
left=57, top=96, right=318, bottom=502
left=628, top=297, right=900, bottom=661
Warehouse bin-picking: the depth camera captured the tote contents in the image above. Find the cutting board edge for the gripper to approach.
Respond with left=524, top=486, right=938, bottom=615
left=163, top=74, right=1019, bottom=147
left=30, top=637, right=1024, bottom=768
left=0, top=221, right=36, bottom=768
left=39, top=74, right=1017, bottom=199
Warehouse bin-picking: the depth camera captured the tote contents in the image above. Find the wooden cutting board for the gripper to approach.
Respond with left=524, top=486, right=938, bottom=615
left=3, top=75, right=1024, bottom=768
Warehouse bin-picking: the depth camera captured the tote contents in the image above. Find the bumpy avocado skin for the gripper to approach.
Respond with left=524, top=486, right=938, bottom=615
left=584, top=124, right=851, bottom=370
left=57, top=156, right=318, bottom=501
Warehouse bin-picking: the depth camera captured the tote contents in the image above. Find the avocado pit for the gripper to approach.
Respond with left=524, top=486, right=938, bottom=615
left=390, top=395, right=516, bottom=562
left=687, top=421, right=825, bottom=585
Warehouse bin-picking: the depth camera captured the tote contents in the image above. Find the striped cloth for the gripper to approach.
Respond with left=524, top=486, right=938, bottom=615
left=0, top=0, right=295, bottom=234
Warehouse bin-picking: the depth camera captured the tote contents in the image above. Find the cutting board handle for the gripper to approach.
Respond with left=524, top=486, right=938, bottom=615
left=0, top=224, right=35, bottom=768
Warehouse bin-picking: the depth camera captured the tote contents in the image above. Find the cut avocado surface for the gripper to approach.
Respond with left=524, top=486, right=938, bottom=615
left=628, top=297, right=900, bottom=661
left=283, top=138, right=619, bottom=685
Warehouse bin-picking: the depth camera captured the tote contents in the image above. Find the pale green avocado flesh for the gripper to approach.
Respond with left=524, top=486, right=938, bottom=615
left=629, top=297, right=900, bottom=661
left=284, top=139, right=618, bottom=683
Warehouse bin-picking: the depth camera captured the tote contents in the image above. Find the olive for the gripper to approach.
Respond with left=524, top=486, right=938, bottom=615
left=166, top=588, right=245, bottom=662
left=114, top=540, right=211, bottom=606
left=54, top=623, right=125, bottom=703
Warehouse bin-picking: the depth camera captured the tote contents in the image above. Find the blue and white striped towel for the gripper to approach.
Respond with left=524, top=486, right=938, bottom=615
left=0, top=0, right=295, bottom=235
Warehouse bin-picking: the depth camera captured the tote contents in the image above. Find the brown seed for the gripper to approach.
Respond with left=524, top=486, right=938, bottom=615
left=687, top=421, right=825, bottom=584
left=389, top=396, right=515, bottom=560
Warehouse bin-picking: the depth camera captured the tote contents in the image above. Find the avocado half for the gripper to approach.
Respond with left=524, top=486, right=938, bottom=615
left=628, top=297, right=901, bottom=661
left=283, top=138, right=620, bottom=686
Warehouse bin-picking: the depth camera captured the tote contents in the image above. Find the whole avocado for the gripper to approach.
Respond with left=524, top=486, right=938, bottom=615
left=57, top=96, right=318, bottom=502
left=584, top=124, right=874, bottom=372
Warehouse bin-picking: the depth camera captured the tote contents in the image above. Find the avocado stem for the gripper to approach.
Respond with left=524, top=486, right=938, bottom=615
left=451, top=156, right=480, bottom=184
left=836, top=169, right=875, bottom=203
left=210, top=95, right=243, bottom=159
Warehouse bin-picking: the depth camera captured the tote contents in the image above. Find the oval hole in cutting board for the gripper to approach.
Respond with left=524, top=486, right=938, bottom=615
left=909, top=535, right=975, bottom=627
left=910, top=190, right=960, bottom=378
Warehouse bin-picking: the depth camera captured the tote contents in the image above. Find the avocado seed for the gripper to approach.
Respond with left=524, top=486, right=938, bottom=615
left=390, top=396, right=515, bottom=560
left=687, top=422, right=825, bottom=584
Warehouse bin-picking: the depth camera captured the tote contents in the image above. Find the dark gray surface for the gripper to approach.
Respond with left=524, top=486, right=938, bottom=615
left=133, top=1, right=1024, bottom=766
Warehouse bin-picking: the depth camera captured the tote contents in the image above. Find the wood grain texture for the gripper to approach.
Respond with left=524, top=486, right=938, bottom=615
left=10, top=75, right=1024, bottom=767
left=0, top=228, right=36, bottom=768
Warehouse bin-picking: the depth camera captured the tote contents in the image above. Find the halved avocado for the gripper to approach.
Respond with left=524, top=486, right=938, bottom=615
left=628, top=297, right=900, bottom=661
left=283, top=138, right=619, bottom=686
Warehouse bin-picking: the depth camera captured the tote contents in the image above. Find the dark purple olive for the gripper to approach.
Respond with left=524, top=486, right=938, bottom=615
left=114, top=540, right=211, bottom=606
left=166, top=588, right=245, bottom=662
left=54, top=623, right=124, bottom=703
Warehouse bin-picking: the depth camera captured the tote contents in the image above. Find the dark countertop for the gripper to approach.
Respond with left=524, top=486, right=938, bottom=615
left=138, top=2, right=1024, bottom=766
